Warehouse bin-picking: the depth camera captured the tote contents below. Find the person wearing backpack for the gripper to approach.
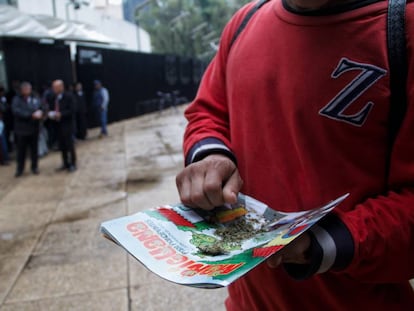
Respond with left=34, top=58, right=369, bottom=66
left=176, top=0, right=414, bottom=310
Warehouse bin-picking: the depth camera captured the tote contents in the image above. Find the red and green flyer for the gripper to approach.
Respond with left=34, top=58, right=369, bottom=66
left=100, top=193, right=348, bottom=288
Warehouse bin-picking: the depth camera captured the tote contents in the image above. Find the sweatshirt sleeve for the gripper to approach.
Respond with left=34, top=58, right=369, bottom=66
left=183, top=3, right=256, bottom=166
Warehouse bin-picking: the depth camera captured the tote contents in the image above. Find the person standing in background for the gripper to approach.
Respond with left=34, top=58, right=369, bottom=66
left=93, top=80, right=109, bottom=137
left=4, top=81, right=18, bottom=153
left=73, top=82, right=87, bottom=140
left=12, top=82, right=43, bottom=177
left=0, top=108, right=8, bottom=166
left=48, top=80, right=77, bottom=173
left=42, top=81, right=58, bottom=150
left=0, top=87, right=9, bottom=165
left=37, top=88, right=49, bottom=158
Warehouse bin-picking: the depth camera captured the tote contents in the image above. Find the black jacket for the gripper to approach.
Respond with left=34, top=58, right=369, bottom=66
left=73, top=91, right=87, bottom=115
left=47, top=92, right=75, bottom=134
left=12, top=95, right=42, bottom=136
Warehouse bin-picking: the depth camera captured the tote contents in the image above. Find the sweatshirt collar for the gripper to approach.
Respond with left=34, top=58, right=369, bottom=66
left=274, top=0, right=387, bottom=26
left=282, top=0, right=384, bottom=16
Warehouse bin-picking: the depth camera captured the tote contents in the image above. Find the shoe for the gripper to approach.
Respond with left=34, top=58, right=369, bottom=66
left=68, top=165, right=77, bottom=173
left=55, top=165, right=68, bottom=172
left=32, top=169, right=39, bottom=175
left=15, top=171, right=23, bottom=178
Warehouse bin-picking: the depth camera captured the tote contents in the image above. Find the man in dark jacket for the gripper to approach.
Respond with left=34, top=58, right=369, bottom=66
left=5, top=80, right=19, bottom=152
left=73, top=82, right=87, bottom=140
left=48, top=80, right=77, bottom=172
left=12, top=82, right=43, bottom=177
left=0, top=87, right=9, bottom=165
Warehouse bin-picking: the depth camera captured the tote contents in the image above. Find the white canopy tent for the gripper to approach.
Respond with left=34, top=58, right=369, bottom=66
left=32, top=14, right=122, bottom=45
left=0, top=5, right=49, bottom=38
left=0, top=5, right=122, bottom=45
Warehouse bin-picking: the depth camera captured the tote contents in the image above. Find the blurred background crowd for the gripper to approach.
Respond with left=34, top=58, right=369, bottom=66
left=0, top=79, right=109, bottom=176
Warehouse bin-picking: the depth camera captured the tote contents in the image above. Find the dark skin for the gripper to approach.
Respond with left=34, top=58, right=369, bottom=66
left=177, top=0, right=357, bottom=269
left=286, top=0, right=358, bottom=11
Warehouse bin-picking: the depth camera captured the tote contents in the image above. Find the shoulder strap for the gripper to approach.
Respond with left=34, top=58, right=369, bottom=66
left=229, top=0, right=270, bottom=49
left=387, top=0, right=408, bottom=145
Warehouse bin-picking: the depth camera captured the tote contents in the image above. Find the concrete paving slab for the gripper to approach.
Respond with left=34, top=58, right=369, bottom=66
left=129, top=281, right=226, bottom=311
left=126, top=176, right=180, bottom=215
left=127, top=254, right=228, bottom=311
left=0, top=203, right=56, bottom=233
left=5, top=249, right=127, bottom=304
left=52, top=191, right=127, bottom=223
left=0, top=288, right=128, bottom=311
left=34, top=202, right=126, bottom=255
left=68, top=170, right=127, bottom=192
left=0, top=229, right=42, bottom=258
left=0, top=176, right=67, bottom=206
left=0, top=256, right=28, bottom=305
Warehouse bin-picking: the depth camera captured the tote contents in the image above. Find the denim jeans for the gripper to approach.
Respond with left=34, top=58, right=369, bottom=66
left=101, top=109, right=108, bottom=135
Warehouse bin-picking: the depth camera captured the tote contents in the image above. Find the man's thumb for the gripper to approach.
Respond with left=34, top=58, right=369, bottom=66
left=223, top=170, right=243, bottom=204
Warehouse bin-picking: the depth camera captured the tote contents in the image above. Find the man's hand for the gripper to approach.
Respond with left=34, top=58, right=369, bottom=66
left=267, top=233, right=311, bottom=268
left=32, top=110, right=43, bottom=120
left=176, top=154, right=243, bottom=210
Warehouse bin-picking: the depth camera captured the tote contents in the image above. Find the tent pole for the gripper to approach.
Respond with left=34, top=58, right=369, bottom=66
left=52, top=0, right=57, bottom=17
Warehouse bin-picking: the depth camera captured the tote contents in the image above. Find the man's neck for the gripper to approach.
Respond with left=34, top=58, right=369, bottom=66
left=285, top=0, right=356, bottom=11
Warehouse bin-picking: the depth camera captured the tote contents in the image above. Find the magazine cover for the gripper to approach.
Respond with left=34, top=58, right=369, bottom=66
left=100, top=193, right=349, bottom=288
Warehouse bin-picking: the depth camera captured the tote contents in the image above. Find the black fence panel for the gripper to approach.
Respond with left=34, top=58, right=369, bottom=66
left=0, top=39, right=204, bottom=129
left=2, top=38, right=73, bottom=93
left=76, top=46, right=201, bottom=128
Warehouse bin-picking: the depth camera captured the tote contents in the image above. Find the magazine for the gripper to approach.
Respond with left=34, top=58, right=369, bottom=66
left=100, top=193, right=349, bottom=289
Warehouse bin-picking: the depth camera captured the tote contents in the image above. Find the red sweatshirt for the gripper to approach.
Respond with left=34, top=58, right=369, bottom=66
left=183, top=0, right=414, bottom=310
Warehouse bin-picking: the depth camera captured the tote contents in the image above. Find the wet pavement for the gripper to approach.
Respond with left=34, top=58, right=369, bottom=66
left=0, top=107, right=227, bottom=311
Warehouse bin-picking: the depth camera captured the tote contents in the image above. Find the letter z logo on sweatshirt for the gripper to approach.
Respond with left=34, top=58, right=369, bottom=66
left=319, top=58, right=387, bottom=127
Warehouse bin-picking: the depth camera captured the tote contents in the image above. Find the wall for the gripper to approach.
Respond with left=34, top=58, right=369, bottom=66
left=2, top=38, right=73, bottom=91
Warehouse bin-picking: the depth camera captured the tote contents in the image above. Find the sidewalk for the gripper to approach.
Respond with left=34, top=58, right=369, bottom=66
left=0, top=107, right=227, bottom=311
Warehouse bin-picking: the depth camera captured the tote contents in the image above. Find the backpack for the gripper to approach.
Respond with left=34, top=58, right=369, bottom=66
left=229, top=0, right=408, bottom=149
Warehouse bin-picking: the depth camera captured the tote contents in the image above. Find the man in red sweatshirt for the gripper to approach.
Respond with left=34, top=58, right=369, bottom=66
left=176, top=0, right=414, bottom=309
